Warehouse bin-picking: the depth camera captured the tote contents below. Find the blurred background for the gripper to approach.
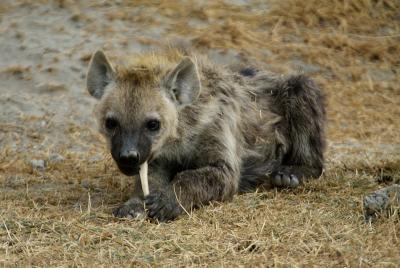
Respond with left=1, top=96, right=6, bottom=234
left=0, top=0, right=398, bottom=163
left=0, top=0, right=399, bottom=266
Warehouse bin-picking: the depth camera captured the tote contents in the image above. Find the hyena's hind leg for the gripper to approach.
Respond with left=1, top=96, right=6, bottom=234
left=268, top=75, right=326, bottom=188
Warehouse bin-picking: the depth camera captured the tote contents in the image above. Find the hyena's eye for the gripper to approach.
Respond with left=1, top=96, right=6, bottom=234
left=105, top=118, right=119, bottom=130
left=146, top=119, right=160, bottom=132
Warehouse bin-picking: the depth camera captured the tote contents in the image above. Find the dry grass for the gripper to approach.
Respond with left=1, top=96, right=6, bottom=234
left=1, top=0, right=400, bottom=266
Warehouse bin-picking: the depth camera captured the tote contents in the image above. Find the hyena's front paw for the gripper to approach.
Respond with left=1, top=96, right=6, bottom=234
left=145, top=191, right=183, bottom=222
left=113, top=198, right=146, bottom=219
left=272, top=171, right=300, bottom=188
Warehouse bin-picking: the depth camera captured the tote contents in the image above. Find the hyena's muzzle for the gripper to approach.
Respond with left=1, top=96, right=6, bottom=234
left=110, top=129, right=152, bottom=176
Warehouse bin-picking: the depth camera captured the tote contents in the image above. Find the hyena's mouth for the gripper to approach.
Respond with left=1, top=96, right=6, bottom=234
left=117, top=164, right=140, bottom=176
left=114, top=151, right=154, bottom=176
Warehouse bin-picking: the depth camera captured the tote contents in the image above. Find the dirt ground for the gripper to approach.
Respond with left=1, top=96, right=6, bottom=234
left=0, top=0, right=399, bottom=266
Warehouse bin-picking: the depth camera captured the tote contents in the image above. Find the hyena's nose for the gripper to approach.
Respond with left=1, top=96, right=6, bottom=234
left=119, top=150, right=140, bottom=166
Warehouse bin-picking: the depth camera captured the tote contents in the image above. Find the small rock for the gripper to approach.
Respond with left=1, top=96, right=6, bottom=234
left=48, top=153, right=64, bottom=163
left=35, top=82, right=66, bottom=93
left=30, top=159, right=45, bottom=170
left=81, top=179, right=90, bottom=189
left=363, top=184, right=400, bottom=222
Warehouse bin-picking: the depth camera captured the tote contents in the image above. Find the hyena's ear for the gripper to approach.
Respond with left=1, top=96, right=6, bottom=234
left=86, top=50, right=115, bottom=99
left=165, top=57, right=201, bottom=106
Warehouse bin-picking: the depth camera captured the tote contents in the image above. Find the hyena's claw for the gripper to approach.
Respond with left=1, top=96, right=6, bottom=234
left=272, top=172, right=299, bottom=188
left=145, top=191, right=182, bottom=222
left=113, top=198, right=146, bottom=219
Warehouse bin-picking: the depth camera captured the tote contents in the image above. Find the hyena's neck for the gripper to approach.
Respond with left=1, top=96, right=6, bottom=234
left=157, top=100, right=221, bottom=165
left=155, top=63, right=261, bottom=168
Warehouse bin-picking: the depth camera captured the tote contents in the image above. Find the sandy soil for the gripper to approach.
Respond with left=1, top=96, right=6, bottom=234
left=0, top=0, right=399, bottom=266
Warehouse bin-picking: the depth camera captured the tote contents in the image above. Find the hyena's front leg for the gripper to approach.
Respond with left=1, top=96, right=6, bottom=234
left=113, top=168, right=170, bottom=219
left=113, top=178, right=147, bottom=219
left=145, top=162, right=239, bottom=222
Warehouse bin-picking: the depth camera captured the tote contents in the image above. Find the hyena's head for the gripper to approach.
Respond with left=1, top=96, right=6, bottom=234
left=86, top=50, right=201, bottom=175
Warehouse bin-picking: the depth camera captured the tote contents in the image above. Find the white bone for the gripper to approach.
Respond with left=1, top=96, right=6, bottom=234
left=139, top=161, right=149, bottom=196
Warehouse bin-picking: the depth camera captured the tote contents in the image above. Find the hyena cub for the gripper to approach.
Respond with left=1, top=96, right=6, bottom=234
left=86, top=49, right=325, bottom=222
